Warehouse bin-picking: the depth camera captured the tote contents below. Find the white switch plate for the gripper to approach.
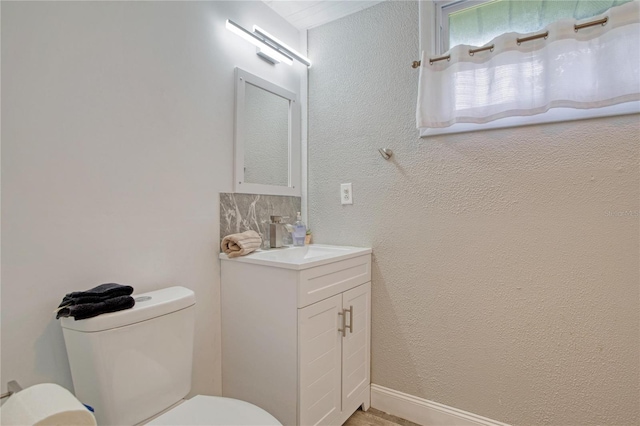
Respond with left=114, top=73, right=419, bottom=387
left=341, top=183, right=353, bottom=205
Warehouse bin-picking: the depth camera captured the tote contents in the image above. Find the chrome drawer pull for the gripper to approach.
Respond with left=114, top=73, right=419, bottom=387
left=345, top=305, right=353, bottom=334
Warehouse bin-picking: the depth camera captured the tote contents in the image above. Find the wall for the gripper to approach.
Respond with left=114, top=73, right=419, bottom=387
left=1, top=1, right=304, bottom=396
left=308, top=2, right=639, bottom=425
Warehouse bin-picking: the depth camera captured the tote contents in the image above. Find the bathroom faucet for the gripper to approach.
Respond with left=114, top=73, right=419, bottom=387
left=269, top=216, right=294, bottom=248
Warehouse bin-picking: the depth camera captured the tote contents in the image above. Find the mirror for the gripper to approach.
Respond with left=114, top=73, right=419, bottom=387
left=234, top=68, right=300, bottom=196
left=244, top=82, right=289, bottom=187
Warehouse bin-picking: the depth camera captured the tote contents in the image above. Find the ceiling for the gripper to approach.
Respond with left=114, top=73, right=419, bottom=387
left=263, top=1, right=385, bottom=30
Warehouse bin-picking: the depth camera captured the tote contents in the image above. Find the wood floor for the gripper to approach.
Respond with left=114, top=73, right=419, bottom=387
left=343, top=408, right=421, bottom=426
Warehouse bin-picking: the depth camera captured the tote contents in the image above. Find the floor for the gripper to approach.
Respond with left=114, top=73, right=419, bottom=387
left=344, top=408, right=421, bottom=426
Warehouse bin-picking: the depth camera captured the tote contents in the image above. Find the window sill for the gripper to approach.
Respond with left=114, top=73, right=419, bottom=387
left=419, top=102, right=640, bottom=137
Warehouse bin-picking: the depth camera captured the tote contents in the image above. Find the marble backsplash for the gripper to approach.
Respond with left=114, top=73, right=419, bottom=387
left=220, top=193, right=301, bottom=248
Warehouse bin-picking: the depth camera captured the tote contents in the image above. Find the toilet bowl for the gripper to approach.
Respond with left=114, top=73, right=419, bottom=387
left=145, top=395, right=280, bottom=426
left=61, top=286, right=281, bottom=426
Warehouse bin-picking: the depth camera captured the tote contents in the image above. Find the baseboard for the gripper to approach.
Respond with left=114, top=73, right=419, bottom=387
left=370, top=384, right=510, bottom=426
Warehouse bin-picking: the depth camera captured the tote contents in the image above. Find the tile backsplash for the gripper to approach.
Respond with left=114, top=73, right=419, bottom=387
left=220, top=193, right=301, bottom=248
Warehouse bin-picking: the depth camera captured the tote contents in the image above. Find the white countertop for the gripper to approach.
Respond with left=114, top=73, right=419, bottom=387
left=219, top=244, right=372, bottom=270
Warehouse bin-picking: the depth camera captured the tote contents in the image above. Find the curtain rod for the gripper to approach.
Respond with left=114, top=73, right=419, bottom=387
left=412, top=15, right=609, bottom=68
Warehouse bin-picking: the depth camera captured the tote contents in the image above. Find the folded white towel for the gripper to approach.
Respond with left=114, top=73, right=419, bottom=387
left=221, top=230, right=262, bottom=258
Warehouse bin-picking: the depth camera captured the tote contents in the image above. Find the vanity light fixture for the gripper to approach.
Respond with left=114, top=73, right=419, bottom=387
left=253, top=25, right=312, bottom=67
left=225, top=19, right=293, bottom=65
left=225, top=19, right=311, bottom=67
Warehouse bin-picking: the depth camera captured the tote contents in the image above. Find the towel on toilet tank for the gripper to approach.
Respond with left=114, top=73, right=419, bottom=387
left=57, top=283, right=133, bottom=307
left=56, top=295, right=135, bottom=320
left=55, top=283, right=135, bottom=320
left=221, top=230, right=262, bottom=258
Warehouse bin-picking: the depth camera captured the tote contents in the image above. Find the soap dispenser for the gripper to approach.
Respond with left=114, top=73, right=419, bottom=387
left=292, top=212, right=306, bottom=246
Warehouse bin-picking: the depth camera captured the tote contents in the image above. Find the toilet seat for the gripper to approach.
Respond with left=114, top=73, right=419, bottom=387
left=146, top=395, right=281, bottom=426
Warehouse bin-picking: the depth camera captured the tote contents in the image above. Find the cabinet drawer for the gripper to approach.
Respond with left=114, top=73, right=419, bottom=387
left=297, top=254, right=371, bottom=308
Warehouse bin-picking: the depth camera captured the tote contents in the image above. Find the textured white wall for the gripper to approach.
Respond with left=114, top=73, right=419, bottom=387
left=1, top=1, right=303, bottom=396
left=308, top=2, right=639, bottom=425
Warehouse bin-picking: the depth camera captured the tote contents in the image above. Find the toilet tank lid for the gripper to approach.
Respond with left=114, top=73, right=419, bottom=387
left=60, top=286, right=196, bottom=332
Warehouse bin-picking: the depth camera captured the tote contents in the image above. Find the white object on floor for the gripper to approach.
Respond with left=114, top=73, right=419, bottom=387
left=0, top=383, right=97, bottom=426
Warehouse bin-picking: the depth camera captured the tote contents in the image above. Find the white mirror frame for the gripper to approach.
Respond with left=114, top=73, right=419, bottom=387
left=234, top=68, right=301, bottom=196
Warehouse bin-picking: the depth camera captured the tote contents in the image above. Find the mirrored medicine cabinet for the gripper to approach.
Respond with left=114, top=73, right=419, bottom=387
left=234, top=68, right=301, bottom=196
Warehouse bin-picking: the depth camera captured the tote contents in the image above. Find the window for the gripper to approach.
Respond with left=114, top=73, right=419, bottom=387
left=436, top=0, right=634, bottom=54
left=417, top=0, right=640, bottom=136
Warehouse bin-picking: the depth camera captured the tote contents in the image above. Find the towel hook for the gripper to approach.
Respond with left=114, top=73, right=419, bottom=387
left=378, top=148, right=393, bottom=160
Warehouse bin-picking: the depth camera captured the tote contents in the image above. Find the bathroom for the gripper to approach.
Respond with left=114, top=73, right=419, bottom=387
left=1, top=1, right=638, bottom=425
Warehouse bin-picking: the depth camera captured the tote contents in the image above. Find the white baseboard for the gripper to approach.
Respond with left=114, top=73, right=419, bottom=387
left=370, top=384, right=510, bottom=426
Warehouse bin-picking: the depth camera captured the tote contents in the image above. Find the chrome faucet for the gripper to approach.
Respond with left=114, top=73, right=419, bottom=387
left=269, top=216, right=294, bottom=248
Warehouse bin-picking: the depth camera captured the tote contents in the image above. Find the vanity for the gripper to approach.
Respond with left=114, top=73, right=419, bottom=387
left=219, top=245, right=372, bottom=426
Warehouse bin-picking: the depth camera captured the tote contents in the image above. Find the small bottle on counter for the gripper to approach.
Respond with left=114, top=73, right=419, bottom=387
left=292, top=212, right=306, bottom=246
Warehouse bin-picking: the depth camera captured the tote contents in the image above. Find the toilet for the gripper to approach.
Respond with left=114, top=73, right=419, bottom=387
left=61, top=286, right=280, bottom=426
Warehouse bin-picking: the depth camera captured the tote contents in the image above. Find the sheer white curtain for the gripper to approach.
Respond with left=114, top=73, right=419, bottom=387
left=417, top=1, right=640, bottom=132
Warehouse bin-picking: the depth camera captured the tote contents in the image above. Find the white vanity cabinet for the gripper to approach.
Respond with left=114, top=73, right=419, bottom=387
left=298, top=281, right=371, bottom=425
left=220, top=245, right=372, bottom=426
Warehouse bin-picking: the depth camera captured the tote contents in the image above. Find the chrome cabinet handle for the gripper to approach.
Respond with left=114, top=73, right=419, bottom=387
left=345, top=305, right=353, bottom=334
left=338, top=310, right=346, bottom=337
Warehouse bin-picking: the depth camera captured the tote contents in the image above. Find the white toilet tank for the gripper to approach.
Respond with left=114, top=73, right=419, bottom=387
left=61, top=286, right=196, bottom=426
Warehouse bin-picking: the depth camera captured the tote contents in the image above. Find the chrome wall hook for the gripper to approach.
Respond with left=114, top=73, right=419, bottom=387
left=378, top=148, right=393, bottom=160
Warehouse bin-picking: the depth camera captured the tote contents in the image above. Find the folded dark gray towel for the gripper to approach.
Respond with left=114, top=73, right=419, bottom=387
left=57, top=283, right=134, bottom=308
left=56, top=295, right=136, bottom=320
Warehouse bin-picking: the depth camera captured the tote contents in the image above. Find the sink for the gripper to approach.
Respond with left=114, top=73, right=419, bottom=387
left=219, top=244, right=371, bottom=270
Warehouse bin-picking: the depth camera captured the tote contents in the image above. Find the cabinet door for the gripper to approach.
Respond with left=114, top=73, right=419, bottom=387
left=298, top=294, right=342, bottom=426
left=341, top=282, right=371, bottom=411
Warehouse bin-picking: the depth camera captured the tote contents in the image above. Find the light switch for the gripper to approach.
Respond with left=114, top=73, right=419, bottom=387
left=341, top=183, right=353, bottom=205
